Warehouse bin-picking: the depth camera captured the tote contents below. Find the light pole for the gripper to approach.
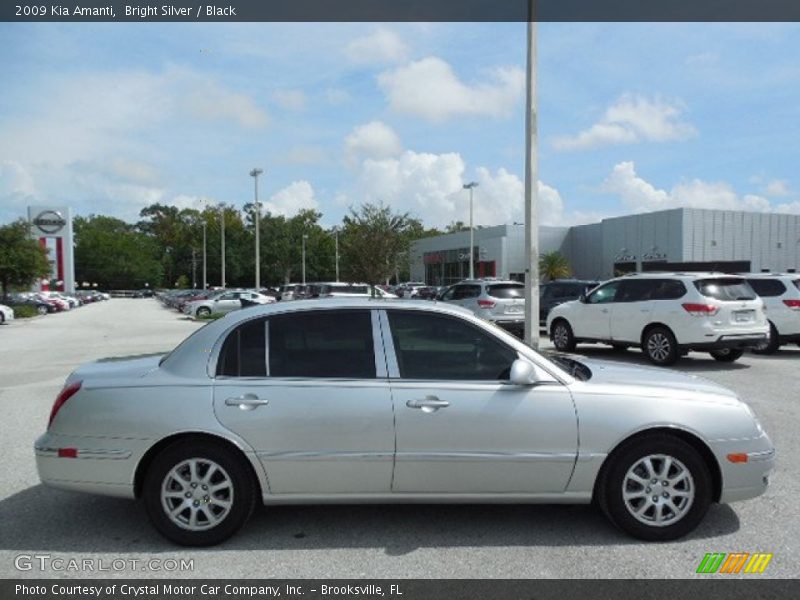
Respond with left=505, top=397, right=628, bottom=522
left=463, top=182, right=479, bottom=280
left=220, top=204, right=226, bottom=288
left=249, top=168, right=264, bottom=289
left=301, top=234, right=309, bottom=285
left=333, top=227, right=340, bottom=282
left=523, top=18, right=540, bottom=349
left=201, top=220, right=207, bottom=290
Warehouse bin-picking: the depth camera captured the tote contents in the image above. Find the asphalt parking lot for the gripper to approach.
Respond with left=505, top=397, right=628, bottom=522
left=0, top=299, right=797, bottom=579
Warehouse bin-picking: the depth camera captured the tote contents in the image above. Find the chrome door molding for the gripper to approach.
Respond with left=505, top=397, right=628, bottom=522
left=371, top=309, right=389, bottom=379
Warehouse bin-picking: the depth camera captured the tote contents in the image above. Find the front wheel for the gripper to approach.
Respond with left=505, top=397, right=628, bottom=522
left=195, top=306, right=211, bottom=318
left=642, top=327, right=679, bottom=366
left=710, top=348, right=744, bottom=362
left=37, top=305, right=48, bottom=315
left=551, top=320, right=576, bottom=352
left=143, top=440, right=257, bottom=546
left=597, top=434, right=712, bottom=541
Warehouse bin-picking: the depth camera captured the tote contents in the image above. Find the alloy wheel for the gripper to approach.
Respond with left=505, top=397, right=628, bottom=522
left=621, top=454, right=694, bottom=527
left=160, top=458, right=234, bottom=531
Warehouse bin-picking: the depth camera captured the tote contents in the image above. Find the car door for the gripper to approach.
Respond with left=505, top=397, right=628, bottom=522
left=212, top=309, right=395, bottom=494
left=212, top=292, right=242, bottom=313
left=609, top=279, right=656, bottom=342
left=574, top=281, right=621, bottom=340
left=381, top=309, right=577, bottom=494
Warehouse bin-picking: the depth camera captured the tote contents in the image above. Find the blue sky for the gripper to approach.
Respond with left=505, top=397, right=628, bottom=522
left=2, top=22, right=800, bottom=228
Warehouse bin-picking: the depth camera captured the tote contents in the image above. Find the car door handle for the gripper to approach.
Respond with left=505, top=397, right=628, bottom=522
left=600, top=308, right=609, bottom=313
left=406, top=396, right=450, bottom=413
left=225, top=394, right=269, bottom=411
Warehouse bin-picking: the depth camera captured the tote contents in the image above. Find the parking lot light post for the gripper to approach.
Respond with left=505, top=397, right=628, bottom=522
left=249, top=168, right=264, bottom=289
left=334, top=228, right=340, bottom=282
left=301, top=234, right=309, bottom=285
left=220, top=204, right=226, bottom=289
left=463, top=182, right=479, bottom=280
left=202, top=220, right=207, bottom=290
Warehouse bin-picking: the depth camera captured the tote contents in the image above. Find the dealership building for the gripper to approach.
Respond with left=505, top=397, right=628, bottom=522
left=410, top=207, right=800, bottom=285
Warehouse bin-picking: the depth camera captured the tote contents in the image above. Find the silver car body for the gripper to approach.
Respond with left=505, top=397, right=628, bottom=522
left=184, top=290, right=274, bottom=316
left=36, top=299, right=773, bottom=509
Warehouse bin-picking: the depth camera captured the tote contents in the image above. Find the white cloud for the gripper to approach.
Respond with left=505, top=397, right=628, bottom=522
left=286, top=145, right=327, bottom=165
left=264, top=181, right=319, bottom=217
left=602, top=161, right=777, bottom=213
left=764, top=179, right=791, bottom=197
left=271, top=89, right=307, bottom=111
left=344, top=121, right=403, bottom=166
left=553, top=94, right=696, bottom=151
left=182, top=73, right=269, bottom=127
left=776, top=201, right=800, bottom=214
left=378, top=57, right=525, bottom=122
left=344, top=28, right=408, bottom=65
left=324, top=88, right=352, bottom=105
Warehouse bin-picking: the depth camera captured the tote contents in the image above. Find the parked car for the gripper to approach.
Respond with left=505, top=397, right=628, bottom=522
left=438, top=279, right=526, bottom=337
left=310, top=282, right=397, bottom=299
left=395, top=282, right=426, bottom=298
left=414, top=286, right=441, bottom=300
left=184, top=290, right=273, bottom=317
left=0, top=303, right=14, bottom=324
left=277, top=283, right=307, bottom=301
left=744, top=273, right=800, bottom=354
left=6, top=293, right=56, bottom=315
left=36, top=299, right=774, bottom=546
left=547, top=273, right=768, bottom=365
left=539, top=280, right=600, bottom=327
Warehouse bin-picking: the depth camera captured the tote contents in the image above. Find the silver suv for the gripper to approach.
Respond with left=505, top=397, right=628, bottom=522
left=438, top=279, right=525, bottom=337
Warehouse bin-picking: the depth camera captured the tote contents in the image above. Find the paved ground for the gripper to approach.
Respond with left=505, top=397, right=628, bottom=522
left=0, top=299, right=797, bottom=579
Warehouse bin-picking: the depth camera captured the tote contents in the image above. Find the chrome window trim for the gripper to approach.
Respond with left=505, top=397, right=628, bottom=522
left=371, top=309, right=389, bottom=379
left=264, top=319, right=270, bottom=377
left=377, top=310, right=400, bottom=378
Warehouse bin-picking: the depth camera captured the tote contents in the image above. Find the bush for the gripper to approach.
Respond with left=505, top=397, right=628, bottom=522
left=11, top=305, right=39, bottom=318
left=196, top=312, right=225, bottom=321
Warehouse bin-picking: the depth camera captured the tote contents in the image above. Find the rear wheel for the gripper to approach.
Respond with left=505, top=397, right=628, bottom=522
left=143, top=440, right=257, bottom=546
left=597, top=434, right=712, bottom=541
left=551, top=320, right=576, bottom=352
left=751, top=322, right=780, bottom=355
left=642, top=327, right=679, bottom=366
left=710, top=348, right=744, bottom=362
left=195, top=306, right=211, bottom=318
left=37, top=305, right=48, bottom=315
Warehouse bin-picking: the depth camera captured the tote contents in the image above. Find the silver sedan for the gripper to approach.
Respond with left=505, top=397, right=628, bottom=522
left=35, top=299, right=775, bottom=546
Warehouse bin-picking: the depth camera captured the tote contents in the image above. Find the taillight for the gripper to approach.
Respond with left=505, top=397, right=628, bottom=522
left=48, top=381, right=82, bottom=428
left=477, top=299, right=496, bottom=309
left=783, top=299, right=800, bottom=310
left=682, top=303, right=719, bottom=317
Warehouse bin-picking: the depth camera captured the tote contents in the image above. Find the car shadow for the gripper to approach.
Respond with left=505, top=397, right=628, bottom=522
left=566, top=346, right=751, bottom=372
left=0, top=485, right=740, bottom=554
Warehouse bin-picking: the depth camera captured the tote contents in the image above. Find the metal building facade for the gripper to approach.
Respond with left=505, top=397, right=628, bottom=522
left=410, top=208, right=800, bottom=284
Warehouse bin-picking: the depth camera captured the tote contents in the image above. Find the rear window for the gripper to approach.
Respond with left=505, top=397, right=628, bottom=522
left=794, top=279, right=800, bottom=291
left=694, top=278, right=756, bottom=301
left=747, top=279, right=787, bottom=297
left=487, top=283, right=524, bottom=299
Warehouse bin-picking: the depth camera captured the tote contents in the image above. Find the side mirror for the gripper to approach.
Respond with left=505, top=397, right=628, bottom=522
left=509, top=359, right=539, bottom=386
left=578, top=294, right=587, bottom=303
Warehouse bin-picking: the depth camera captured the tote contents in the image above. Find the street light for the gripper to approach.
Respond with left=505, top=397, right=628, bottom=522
left=220, top=204, right=226, bottom=288
left=201, top=219, right=207, bottom=290
left=463, top=181, right=479, bottom=280
left=332, top=227, right=340, bottom=282
left=249, top=168, right=264, bottom=289
left=301, top=234, right=309, bottom=285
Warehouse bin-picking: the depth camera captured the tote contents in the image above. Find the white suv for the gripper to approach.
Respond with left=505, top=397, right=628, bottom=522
left=745, top=273, right=800, bottom=354
left=546, top=273, right=768, bottom=365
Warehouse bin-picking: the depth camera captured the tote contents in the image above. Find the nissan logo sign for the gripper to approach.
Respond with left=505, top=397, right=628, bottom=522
left=33, top=210, right=67, bottom=234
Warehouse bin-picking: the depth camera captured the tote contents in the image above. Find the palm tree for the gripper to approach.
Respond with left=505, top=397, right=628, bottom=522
left=539, top=252, right=572, bottom=281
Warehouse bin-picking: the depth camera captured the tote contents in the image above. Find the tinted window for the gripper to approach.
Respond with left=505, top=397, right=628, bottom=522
left=694, top=278, right=756, bottom=301
left=487, top=283, right=524, bottom=299
left=747, top=279, right=787, bottom=297
left=387, top=311, right=517, bottom=380
left=217, top=318, right=267, bottom=377
left=616, top=280, right=654, bottom=302
left=440, top=287, right=456, bottom=301
left=587, top=281, right=620, bottom=304
left=269, top=310, right=375, bottom=378
left=794, top=279, right=800, bottom=291
left=453, top=285, right=480, bottom=300
left=651, top=280, right=686, bottom=300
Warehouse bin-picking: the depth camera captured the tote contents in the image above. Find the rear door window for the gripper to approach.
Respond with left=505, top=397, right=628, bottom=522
left=694, top=278, right=756, bottom=301
left=487, top=283, right=524, bottom=299
left=616, top=280, right=655, bottom=302
left=747, top=279, right=787, bottom=297
left=650, top=280, right=687, bottom=300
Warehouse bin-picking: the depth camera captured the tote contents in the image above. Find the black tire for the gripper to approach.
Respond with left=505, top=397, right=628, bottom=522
left=642, top=327, right=679, bottom=366
left=551, top=319, right=577, bottom=352
left=37, top=305, right=48, bottom=316
left=597, top=433, right=712, bottom=541
left=751, top=322, right=780, bottom=355
left=611, top=344, right=629, bottom=352
left=710, top=348, right=744, bottom=362
left=195, top=306, right=211, bottom=318
left=143, top=439, right=257, bottom=546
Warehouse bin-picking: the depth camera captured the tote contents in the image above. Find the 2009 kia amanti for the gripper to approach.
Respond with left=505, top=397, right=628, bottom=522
left=35, top=299, right=775, bottom=546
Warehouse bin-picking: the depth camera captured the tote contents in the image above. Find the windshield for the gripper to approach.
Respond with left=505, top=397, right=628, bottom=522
left=487, top=283, right=525, bottom=299
left=694, top=278, right=756, bottom=301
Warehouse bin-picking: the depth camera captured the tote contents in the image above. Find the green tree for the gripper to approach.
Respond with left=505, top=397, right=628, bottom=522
left=0, top=219, right=51, bottom=300
left=340, top=203, right=416, bottom=286
left=74, top=215, right=164, bottom=289
left=539, top=251, right=572, bottom=281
